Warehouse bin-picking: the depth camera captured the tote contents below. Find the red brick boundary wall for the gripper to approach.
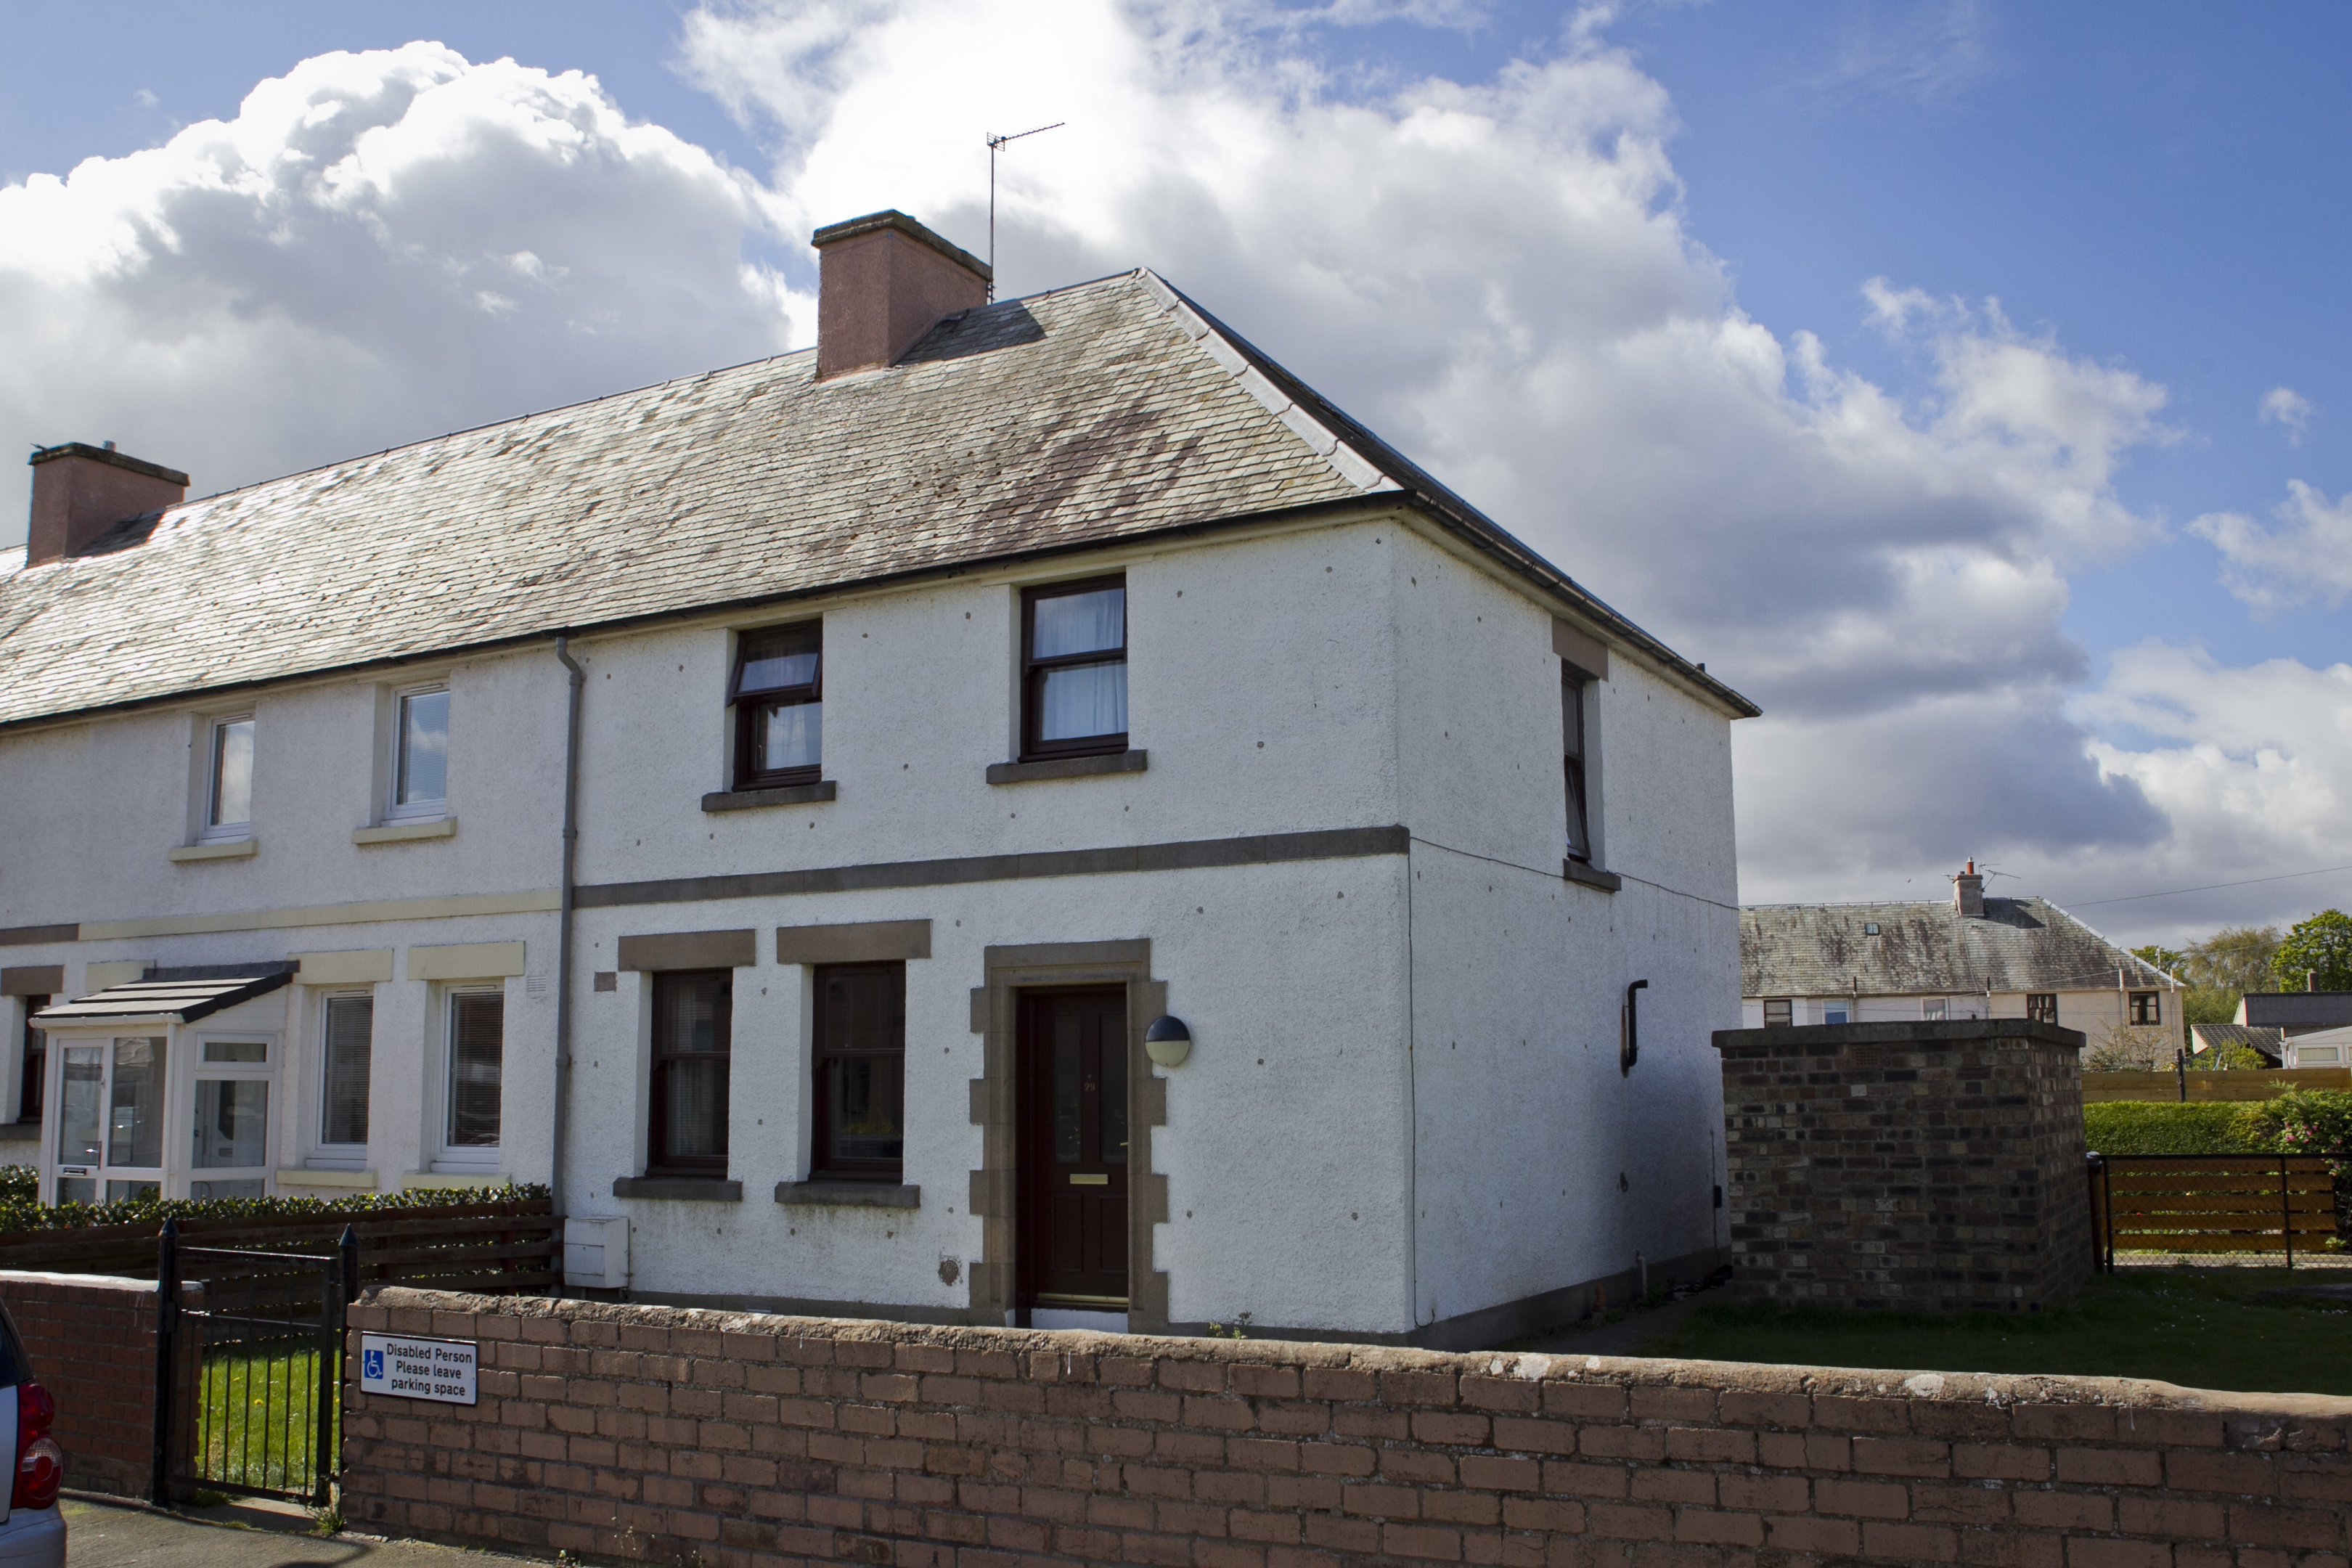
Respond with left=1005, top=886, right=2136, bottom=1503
left=345, top=1288, right=2352, bottom=1567
left=0, top=1270, right=160, bottom=1498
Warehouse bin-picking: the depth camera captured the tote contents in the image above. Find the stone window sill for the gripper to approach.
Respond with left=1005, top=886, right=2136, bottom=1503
left=775, top=1180, right=920, bottom=1209
left=613, top=1176, right=742, bottom=1202
left=277, top=1167, right=376, bottom=1191
left=1564, top=859, right=1622, bottom=893
left=170, top=838, right=258, bottom=862
left=402, top=1169, right=504, bottom=1191
left=354, top=817, right=457, bottom=845
left=702, top=780, right=838, bottom=813
left=987, top=749, right=1148, bottom=785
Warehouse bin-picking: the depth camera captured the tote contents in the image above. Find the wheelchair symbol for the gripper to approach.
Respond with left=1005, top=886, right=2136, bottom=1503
left=362, top=1349, right=384, bottom=1379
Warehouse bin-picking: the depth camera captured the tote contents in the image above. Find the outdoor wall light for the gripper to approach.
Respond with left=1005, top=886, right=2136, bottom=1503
left=1144, top=1015, right=1193, bottom=1068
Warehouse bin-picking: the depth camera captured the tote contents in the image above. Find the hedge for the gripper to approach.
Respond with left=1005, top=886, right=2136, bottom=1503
left=0, top=1165, right=547, bottom=1236
left=2084, top=1092, right=2352, bottom=1160
left=2082, top=1101, right=2265, bottom=1155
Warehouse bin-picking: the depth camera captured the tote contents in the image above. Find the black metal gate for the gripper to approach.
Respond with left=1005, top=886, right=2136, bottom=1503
left=154, top=1217, right=359, bottom=1506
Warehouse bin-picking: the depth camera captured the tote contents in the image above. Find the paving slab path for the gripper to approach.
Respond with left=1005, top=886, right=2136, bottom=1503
left=62, top=1497, right=539, bottom=1568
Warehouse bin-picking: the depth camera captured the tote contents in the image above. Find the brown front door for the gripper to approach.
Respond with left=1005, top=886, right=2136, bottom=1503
left=1017, top=987, right=1129, bottom=1310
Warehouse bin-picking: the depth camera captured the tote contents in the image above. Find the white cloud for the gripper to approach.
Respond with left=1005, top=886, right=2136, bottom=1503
left=2190, top=481, right=2352, bottom=611
left=0, top=42, right=795, bottom=537
left=2259, top=384, right=2311, bottom=444
left=1785, top=0, right=2009, bottom=109
left=2065, top=646, right=2352, bottom=942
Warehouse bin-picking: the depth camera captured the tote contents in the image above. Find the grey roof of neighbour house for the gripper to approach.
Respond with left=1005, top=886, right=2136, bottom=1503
left=0, top=269, right=1755, bottom=730
left=2189, top=1024, right=2285, bottom=1061
left=2239, top=992, right=2352, bottom=1032
left=1741, top=898, right=2176, bottom=998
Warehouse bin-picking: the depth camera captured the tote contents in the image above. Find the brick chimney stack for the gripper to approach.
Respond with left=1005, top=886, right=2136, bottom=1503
left=811, top=211, right=991, bottom=380
left=26, top=442, right=188, bottom=565
left=1953, top=859, right=1985, bottom=919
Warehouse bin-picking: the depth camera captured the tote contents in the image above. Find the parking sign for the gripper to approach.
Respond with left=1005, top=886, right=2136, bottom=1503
left=356, top=1332, right=478, bottom=1405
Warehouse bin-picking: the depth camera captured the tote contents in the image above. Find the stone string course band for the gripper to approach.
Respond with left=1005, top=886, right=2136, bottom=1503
left=343, top=1289, right=2352, bottom=1568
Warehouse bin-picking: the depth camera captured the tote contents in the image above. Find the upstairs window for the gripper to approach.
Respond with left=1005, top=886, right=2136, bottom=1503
left=391, top=687, right=449, bottom=820
left=1922, top=997, right=1949, bottom=1021
left=1021, top=577, right=1127, bottom=760
left=2129, top=990, right=2161, bottom=1026
left=731, top=624, right=822, bottom=789
left=1563, top=668, right=1593, bottom=862
left=2026, top=993, right=2059, bottom=1025
left=812, top=963, right=906, bottom=1182
left=202, top=716, right=255, bottom=841
left=1762, top=999, right=1792, bottom=1028
left=650, top=971, right=730, bottom=1177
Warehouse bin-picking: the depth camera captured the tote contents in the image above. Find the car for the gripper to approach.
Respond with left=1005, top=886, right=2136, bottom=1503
left=0, top=1302, right=63, bottom=1568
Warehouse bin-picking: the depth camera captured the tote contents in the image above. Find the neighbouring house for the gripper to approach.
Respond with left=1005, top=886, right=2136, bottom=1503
left=2237, top=990, right=2352, bottom=1039
left=2277, top=1025, right=2352, bottom=1069
left=1741, top=862, right=2183, bottom=1061
left=2188, top=1023, right=2287, bottom=1066
left=0, top=210, right=1756, bottom=1347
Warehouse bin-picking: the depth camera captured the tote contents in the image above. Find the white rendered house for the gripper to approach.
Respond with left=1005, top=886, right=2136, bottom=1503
left=1, top=211, right=1754, bottom=1347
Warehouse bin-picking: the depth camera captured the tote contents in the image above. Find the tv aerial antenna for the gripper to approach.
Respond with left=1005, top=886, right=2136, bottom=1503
left=985, top=121, right=1063, bottom=301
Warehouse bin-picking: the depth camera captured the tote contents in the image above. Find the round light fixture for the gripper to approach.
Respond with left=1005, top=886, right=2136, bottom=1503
left=1144, top=1014, right=1193, bottom=1069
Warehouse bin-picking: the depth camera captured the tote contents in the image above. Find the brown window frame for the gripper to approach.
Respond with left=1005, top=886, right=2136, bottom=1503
left=1020, top=575, right=1128, bottom=763
left=2026, top=993, right=2059, bottom=1025
left=648, top=971, right=732, bottom=1178
left=811, top=962, right=907, bottom=1183
left=19, top=997, right=46, bottom=1124
left=1762, top=998, right=1792, bottom=1029
left=2128, top=990, right=2160, bottom=1026
left=730, top=622, right=822, bottom=791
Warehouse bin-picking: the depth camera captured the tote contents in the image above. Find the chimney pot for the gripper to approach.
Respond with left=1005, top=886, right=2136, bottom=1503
left=25, top=442, right=189, bottom=565
left=811, top=210, right=991, bottom=380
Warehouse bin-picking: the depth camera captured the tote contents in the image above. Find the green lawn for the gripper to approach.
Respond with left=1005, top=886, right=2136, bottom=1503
left=1635, top=1269, right=2352, bottom=1397
left=195, top=1339, right=336, bottom=1495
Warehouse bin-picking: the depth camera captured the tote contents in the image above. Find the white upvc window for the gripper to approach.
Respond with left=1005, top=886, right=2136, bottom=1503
left=314, top=992, right=374, bottom=1168
left=190, top=1035, right=273, bottom=1199
left=387, top=685, right=450, bottom=821
left=1922, top=997, right=1950, bottom=1021
left=199, top=715, right=256, bottom=843
left=433, top=986, right=505, bottom=1173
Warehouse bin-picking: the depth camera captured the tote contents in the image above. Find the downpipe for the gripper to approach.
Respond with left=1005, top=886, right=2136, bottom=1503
left=550, top=637, right=585, bottom=1236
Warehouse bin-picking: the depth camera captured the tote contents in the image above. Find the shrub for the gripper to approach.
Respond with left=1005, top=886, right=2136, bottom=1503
left=0, top=1167, right=34, bottom=1206
left=0, top=1180, right=549, bottom=1236
left=2234, top=1090, right=2352, bottom=1165
left=2083, top=1101, right=2263, bottom=1156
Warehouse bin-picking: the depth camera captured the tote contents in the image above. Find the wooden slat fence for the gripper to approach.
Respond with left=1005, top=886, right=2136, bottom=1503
left=0, top=1200, right=555, bottom=1295
left=2086, top=1154, right=2335, bottom=1267
left=2081, top=1066, right=2352, bottom=1103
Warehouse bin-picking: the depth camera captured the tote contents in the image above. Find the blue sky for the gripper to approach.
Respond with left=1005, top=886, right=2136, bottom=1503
left=2, top=0, right=2345, bottom=941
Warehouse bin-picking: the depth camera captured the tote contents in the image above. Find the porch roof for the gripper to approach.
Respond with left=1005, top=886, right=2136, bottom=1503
left=32, top=971, right=292, bottom=1028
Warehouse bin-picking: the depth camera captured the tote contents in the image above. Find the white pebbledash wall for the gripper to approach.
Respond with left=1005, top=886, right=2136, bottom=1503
left=1, top=505, right=1741, bottom=1343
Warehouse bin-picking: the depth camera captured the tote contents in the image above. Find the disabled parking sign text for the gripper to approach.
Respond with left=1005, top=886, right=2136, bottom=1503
left=357, top=1331, right=478, bottom=1405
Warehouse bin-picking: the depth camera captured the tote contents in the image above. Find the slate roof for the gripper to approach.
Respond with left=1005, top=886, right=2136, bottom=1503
left=1741, top=898, right=2176, bottom=997
left=2189, top=1024, right=2285, bottom=1062
left=2239, top=992, right=2352, bottom=1032
left=0, top=269, right=1754, bottom=730
left=33, top=971, right=292, bottom=1027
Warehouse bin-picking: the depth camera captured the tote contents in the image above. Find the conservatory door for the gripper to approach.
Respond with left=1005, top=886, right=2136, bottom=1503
left=54, top=1037, right=167, bottom=1204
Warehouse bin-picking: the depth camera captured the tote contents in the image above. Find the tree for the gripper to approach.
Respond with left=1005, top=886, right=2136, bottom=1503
left=2186, top=926, right=2280, bottom=992
left=2131, top=944, right=2187, bottom=976
left=2271, top=910, right=2352, bottom=993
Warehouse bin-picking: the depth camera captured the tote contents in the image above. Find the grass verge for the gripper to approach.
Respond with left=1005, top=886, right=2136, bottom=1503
left=1635, top=1268, right=2352, bottom=1397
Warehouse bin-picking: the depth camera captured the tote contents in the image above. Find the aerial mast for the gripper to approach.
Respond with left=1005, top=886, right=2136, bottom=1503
left=985, top=121, right=1064, bottom=302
